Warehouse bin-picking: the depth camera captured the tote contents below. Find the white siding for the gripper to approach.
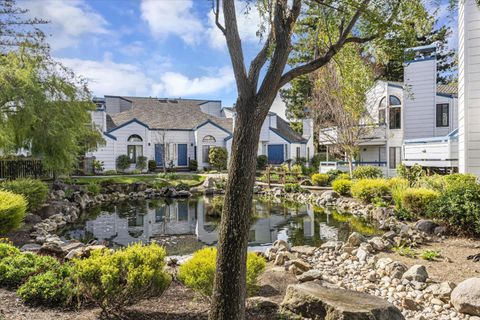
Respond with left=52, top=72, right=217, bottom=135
left=105, top=96, right=132, bottom=115
left=88, top=135, right=116, bottom=170
left=194, top=123, right=230, bottom=169
left=91, top=110, right=106, bottom=132
left=199, top=101, right=222, bottom=117
left=404, top=58, right=437, bottom=140
left=150, top=130, right=194, bottom=166
left=459, top=0, right=480, bottom=176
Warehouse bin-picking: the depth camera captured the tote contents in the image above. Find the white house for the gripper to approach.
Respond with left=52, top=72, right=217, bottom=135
left=88, top=95, right=314, bottom=171
left=319, top=44, right=459, bottom=176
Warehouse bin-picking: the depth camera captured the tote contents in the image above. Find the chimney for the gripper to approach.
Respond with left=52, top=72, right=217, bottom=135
left=403, top=44, right=437, bottom=140
left=302, top=119, right=313, bottom=139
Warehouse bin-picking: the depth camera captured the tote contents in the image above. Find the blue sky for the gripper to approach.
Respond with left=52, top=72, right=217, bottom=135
left=21, top=0, right=457, bottom=119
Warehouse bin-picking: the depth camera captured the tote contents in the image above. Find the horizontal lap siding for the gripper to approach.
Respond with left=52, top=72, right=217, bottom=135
left=459, top=0, right=480, bottom=176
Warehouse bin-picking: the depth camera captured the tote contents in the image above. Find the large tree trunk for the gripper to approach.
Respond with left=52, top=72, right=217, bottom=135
left=209, top=98, right=262, bottom=320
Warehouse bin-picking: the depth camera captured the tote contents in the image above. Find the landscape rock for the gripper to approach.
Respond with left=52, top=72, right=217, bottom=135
left=451, top=278, right=480, bottom=316
left=291, top=245, right=316, bottom=256
left=415, top=220, right=438, bottom=234
left=20, top=243, right=42, bottom=252
left=281, top=282, right=405, bottom=320
left=347, top=232, right=365, bottom=247
left=403, top=265, right=428, bottom=282
left=247, top=296, right=278, bottom=310
left=297, top=269, right=323, bottom=282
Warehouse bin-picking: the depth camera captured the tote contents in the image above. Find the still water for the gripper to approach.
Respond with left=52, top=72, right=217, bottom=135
left=61, top=196, right=378, bottom=254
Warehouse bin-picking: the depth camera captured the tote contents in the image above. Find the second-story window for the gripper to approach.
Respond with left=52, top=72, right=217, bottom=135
left=378, top=97, right=387, bottom=124
left=436, top=103, right=449, bottom=127
left=389, top=95, right=401, bottom=129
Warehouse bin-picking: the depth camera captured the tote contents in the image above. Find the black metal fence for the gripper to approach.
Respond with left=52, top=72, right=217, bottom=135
left=0, top=159, right=51, bottom=180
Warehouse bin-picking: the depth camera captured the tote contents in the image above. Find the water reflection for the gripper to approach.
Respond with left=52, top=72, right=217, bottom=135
left=62, top=196, right=377, bottom=252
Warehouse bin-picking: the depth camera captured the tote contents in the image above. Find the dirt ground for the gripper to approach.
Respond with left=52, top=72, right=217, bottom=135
left=0, top=265, right=298, bottom=320
left=379, top=236, right=480, bottom=284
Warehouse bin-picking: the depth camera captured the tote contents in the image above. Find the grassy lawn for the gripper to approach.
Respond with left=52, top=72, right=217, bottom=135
left=71, top=173, right=205, bottom=187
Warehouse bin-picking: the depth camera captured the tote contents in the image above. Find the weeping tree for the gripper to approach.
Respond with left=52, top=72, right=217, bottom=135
left=208, top=0, right=430, bottom=319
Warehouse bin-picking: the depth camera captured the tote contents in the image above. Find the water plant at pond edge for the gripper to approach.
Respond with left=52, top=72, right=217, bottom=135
left=178, top=247, right=265, bottom=297
left=329, top=210, right=380, bottom=236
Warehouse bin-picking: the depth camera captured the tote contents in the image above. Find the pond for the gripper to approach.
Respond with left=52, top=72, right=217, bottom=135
left=61, top=196, right=379, bottom=255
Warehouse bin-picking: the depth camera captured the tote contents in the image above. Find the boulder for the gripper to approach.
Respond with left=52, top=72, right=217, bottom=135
left=281, top=282, right=404, bottom=320
left=451, top=278, right=480, bottom=316
left=402, top=265, right=428, bottom=282
left=320, top=190, right=339, bottom=203
left=320, top=241, right=343, bottom=251
left=247, top=297, right=278, bottom=310
left=414, top=220, right=438, bottom=234
left=347, top=232, right=365, bottom=247
left=297, top=269, right=323, bottom=282
left=20, top=243, right=42, bottom=252
left=385, top=261, right=408, bottom=279
left=202, top=177, right=215, bottom=188
left=272, top=239, right=290, bottom=252
left=291, top=245, right=316, bottom=256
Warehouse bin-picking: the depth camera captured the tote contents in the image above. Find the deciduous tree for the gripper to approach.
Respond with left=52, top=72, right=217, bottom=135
left=208, top=1, right=430, bottom=319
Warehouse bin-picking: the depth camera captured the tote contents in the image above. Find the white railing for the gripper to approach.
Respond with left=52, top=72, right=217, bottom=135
left=319, top=161, right=387, bottom=174
left=403, top=129, right=458, bottom=168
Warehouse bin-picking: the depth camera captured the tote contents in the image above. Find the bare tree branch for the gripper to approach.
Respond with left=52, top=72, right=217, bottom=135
left=213, top=0, right=226, bottom=35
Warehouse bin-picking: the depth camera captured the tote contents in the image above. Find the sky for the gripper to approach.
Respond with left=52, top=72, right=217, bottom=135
left=20, top=0, right=458, bottom=120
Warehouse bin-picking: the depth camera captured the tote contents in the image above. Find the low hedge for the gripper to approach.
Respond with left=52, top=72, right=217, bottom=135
left=178, top=247, right=265, bottom=297
left=311, top=173, right=329, bottom=186
left=1, top=178, right=48, bottom=211
left=284, top=183, right=302, bottom=193
left=352, top=166, right=384, bottom=179
left=401, top=188, right=439, bottom=219
left=0, top=190, right=27, bottom=234
left=332, top=179, right=353, bottom=196
left=351, top=178, right=390, bottom=203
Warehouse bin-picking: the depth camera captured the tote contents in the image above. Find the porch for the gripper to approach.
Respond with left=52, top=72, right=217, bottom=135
left=319, top=161, right=388, bottom=175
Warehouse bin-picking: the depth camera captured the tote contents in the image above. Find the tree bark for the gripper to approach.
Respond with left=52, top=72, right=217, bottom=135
left=209, top=97, right=262, bottom=320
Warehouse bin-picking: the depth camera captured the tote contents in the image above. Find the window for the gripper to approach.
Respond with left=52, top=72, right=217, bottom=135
left=436, top=103, right=449, bottom=127
left=389, top=95, right=401, bottom=105
left=202, top=145, right=211, bottom=163
left=127, top=134, right=143, bottom=142
left=389, top=107, right=401, bottom=129
left=307, top=147, right=310, bottom=162
left=127, top=145, right=143, bottom=163
left=389, top=147, right=401, bottom=169
left=378, top=97, right=387, bottom=124
left=202, top=135, right=216, bottom=143
left=296, top=147, right=300, bottom=159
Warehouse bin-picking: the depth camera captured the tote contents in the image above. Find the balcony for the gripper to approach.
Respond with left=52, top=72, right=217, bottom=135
left=319, top=124, right=387, bottom=146
left=403, top=129, right=458, bottom=168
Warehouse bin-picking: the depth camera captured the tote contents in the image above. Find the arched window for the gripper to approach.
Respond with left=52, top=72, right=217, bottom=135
left=378, top=97, right=387, bottom=124
left=128, top=134, right=143, bottom=142
left=389, top=95, right=401, bottom=105
left=202, top=135, right=216, bottom=143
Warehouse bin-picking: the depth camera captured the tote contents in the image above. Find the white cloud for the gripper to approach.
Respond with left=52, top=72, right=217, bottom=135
left=60, top=57, right=235, bottom=98
left=207, top=1, right=264, bottom=49
left=22, top=0, right=109, bottom=50
left=140, top=0, right=204, bottom=45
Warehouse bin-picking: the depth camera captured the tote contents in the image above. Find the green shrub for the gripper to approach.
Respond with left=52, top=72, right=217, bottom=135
left=188, top=159, right=198, bottom=171
left=178, top=248, right=265, bottom=297
left=104, top=169, right=118, bottom=175
left=72, top=243, right=171, bottom=316
left=1, top=178, right=48, bottom=211
left=444, top=173, right=477, bottom=185
left=291, top=164, right=303, bottom=175
left=295, top=157, right=307, bottom=166
left=116, top=155, right=131, bottom=172
left=310, top=154, right=324, bottom=169
left=175, top=183, right=190, bottom=191
left=209, top=147, right=228, bottom=171
left=351, top=179, right=390, bottom=203
left=257, top=155, right=268, bottom=170
left=0, top=190, right=27, bottom=234
left=400, top=188, right=439, bottom=219
left=428, top=176, right=480, bottom=235
left=332, top=179, right=353, bottom=196
left=326, top=169, right=343, bottom=181
left=0, top=252, right=59, bottom=288
left=148, top=160, right=157, bottom=172
left=396, top=164, right=425, bottom=186
left=136, top=156, right=147, bottom=171
left=284, top=175, right=297, bottom=183
left=130, top=169, right=142, bottom=174
left=86, top=182, right=102, bottom=195
left=0, top=240, right=20, bottom=259
left=352, top=166, right=384, bottom=179
left=17, top=263, right=75, bottom=306
left=416, top=174, right=446, bottom=191
left=335, top=173, right=351, bottom=181
left=284, top=183, right=302, bottom=193
left=311, top=173, right=329, bottom=186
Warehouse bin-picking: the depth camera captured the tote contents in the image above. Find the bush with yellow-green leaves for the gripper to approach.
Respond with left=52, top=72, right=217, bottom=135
left=0, top=190, right=27, bottom=234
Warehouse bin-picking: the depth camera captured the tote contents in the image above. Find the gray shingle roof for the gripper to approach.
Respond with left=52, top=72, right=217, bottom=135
left=108, top=97, right=233, bottom=132
left=437, top=84, right=458, bottom=96
left=271, top=117, right=307, bottom=143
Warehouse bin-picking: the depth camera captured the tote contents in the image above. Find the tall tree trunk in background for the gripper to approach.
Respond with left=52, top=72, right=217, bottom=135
left=210, top=98, right=262, bottom=319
